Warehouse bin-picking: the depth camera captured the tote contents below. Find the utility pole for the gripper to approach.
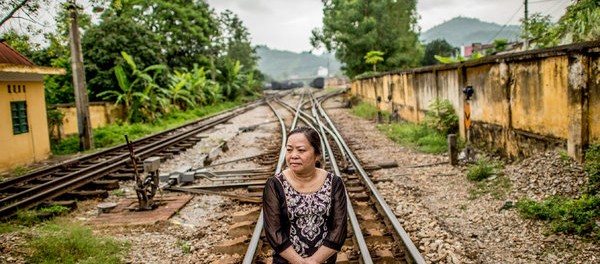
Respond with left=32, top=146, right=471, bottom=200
left=68, top=0, right=94, bottom=151
left=524, top=0, right=529, bottom=50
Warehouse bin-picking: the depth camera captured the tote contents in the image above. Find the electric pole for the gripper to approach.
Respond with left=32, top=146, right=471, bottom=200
left=68, top=0, right=94, bottom=151
left=524, top=0, right=529, bottom=50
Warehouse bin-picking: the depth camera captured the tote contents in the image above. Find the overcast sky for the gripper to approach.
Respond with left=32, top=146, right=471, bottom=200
left=207, top=0, right=571, bottom=53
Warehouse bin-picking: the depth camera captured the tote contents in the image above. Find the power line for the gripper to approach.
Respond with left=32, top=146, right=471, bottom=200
left=487, top=4, right=524, bottom=43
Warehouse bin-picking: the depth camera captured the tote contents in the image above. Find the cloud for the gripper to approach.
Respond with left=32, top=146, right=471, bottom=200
left=208, top=0, right=569, bottom=52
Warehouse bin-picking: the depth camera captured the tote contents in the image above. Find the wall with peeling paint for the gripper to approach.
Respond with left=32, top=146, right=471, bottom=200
left=350, top=41, right=600, bottom=161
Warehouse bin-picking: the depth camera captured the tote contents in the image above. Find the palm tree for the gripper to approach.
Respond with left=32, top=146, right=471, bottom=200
left=98, top=51, right=166, bottom=122
left=364, top=50, right=385, bottom=72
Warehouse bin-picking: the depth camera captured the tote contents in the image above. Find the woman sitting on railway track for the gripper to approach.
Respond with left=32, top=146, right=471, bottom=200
left=263, top=126, right=348, bottom=264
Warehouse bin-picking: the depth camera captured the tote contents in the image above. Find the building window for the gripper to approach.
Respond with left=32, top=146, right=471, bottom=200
left=11, top=101, right=29, bottom=134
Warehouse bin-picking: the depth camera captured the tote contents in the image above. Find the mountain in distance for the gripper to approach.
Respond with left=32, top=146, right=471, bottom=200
left=256, top=45, right=342, bottom=81
left=420, top=16, right=522, bottom=47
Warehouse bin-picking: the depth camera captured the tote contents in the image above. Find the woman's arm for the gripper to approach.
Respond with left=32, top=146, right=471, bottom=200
left=263, top=177, right=293, bottom=254
left=322, top=175, right=348, bottom=250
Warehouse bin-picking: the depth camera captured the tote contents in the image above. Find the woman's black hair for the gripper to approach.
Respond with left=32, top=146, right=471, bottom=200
left=288, top=126, right=323, bottom=168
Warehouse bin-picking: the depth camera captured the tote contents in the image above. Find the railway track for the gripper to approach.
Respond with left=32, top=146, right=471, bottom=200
left=0, top=99, right=266, bottom=219
left=1, top=89, right=425, bottom=263
left=235, top=89, right=425, bottom=263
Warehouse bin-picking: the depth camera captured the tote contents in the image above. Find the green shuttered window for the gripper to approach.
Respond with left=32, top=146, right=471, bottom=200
left=11, top=101, right=29, bottom=134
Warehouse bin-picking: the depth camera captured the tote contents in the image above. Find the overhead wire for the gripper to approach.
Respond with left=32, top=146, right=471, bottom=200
left=487, top=4, right=524, bottom=43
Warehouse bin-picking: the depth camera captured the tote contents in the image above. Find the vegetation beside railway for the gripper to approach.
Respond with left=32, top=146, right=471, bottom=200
left=25, top=220, right=128, bottom=264
left=350, top=98, right=600, bottom=239
left=51, top=98, right=255, bottom=155
left=351, top=98, right=458, bottom=154
left=516, top=145, right=600, bottom=239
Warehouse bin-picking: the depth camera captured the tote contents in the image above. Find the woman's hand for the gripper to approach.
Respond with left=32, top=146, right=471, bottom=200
left=302, top=257, right=321, bottom=264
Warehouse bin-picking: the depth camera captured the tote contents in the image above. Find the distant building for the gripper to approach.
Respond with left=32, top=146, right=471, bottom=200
left=0, top=41, right=65, bottom=172
left=317, top=66, right=328, bottom=77
left=325, top=77, right=349, bottom=89
left=462, top=41, right=524, bottom=57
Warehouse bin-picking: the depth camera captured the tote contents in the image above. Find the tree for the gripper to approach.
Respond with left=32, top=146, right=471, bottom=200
left=522, top=0, right=600, bottom=48
left=521, top=13, right=559, bottom=48
left=311, top=0, right=422, bottom=77
left=364, top=50, right=384, bottom=72
left=82, top=12, right=165, bottom=101
left=0, top=0, right=50, bottom=29
left=97, top=52, right=166, bottom=122
left=0, top=29, right=39, bottom=59
left=217, top=10, right=258, bottom=73
left=118, top=0, right=219, bottom=70
left=421, top=39, right=458, bottom=66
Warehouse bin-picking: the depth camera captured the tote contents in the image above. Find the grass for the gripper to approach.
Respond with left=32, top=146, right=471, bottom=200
left=111, top=189, right=126, bottom=197
left=350, top=100, right=454, bottom=155
left=12, top=166, right=30, bottom=177
left=177, top=240, right=192, bottom=254
left=466, top=158, right=500, bottom=181
left=9, top=205, right=71, bottom=227
left=516, top=195, right=600, bottom=238
left=378, top=123, right=448, bottom=154
left=513, top=144, right=600, bottom=238
left=468, top=176, right=512, bottom=200
left=350, top=101, right=389, bottom=121
left=51, top=100, right=245, bottom=155
left=26, top=220, right=129, bottom=264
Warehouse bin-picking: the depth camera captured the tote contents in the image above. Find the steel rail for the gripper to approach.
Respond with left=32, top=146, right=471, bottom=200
left=242, top=99, right=292, bottom=263
left=309, top=94, right=374, bottom=263
left=0, top=100, right=263, bottom=192
left=0, top=102, right=261, bottom=219
left=315, top=97, right=427, bottom=264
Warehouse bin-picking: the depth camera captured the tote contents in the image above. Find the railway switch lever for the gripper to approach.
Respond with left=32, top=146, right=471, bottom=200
left=125, top=135, right=160, bottom=211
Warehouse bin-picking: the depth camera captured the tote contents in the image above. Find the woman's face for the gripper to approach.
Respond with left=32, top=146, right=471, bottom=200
left=286, top=133, right=319, bottom=174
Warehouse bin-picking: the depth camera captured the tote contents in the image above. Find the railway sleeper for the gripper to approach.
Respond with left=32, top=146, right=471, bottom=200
left=228, top=221, right=256, bottom=237
left=213, top=236, right=251, bottom=255
left=232, top=207, right=261, bottom=222
left=78, top=180, right=120, bottom=190
left=104, top=172, right=135, bottom=181
left=55, top=190, right=109, bottom=201
left=2, top=180, right=119, bottom=194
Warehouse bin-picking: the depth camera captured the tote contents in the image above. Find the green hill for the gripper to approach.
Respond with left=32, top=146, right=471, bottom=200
left=420, top=16, right=522, bottom=47
left=256, top=45, right=342, bottom=80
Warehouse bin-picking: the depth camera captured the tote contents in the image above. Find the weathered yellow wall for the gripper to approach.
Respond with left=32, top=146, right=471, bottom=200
left=350, top=41, right=600, bottom=160
left=54, top=103, right=123, bottom=137
left=0, top=80, right=50, bottom=172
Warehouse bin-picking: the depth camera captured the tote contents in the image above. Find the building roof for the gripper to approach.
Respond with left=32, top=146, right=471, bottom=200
left=0, top=41, right=65, bottom=75
left=0, top=41, right=34, bottom=66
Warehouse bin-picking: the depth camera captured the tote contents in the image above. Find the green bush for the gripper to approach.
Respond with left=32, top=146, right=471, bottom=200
left=27, top=222, right=128, bottom=264
left=423, top=98, right=459, bottom=135
left=466, top=158, right=499, bottom=181
left=516, top=195, right=600, bottom=237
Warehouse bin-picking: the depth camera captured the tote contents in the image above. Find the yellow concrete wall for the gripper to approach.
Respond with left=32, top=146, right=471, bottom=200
left=56, top=103, right=123, bottom=137
left=0, top=80, right=50, bottom=171
left=350, top=41, right=600, bottom=159
left=510, top=57, right=569, bottom=138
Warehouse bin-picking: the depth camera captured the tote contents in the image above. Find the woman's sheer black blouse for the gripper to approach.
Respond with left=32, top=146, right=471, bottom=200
left=262, top=174, right=348, bottom=254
